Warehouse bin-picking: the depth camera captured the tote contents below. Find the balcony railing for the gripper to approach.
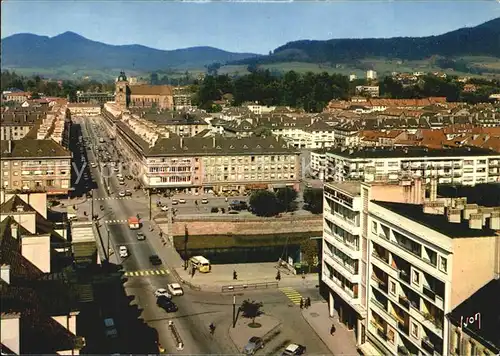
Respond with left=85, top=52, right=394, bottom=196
left=397, top=345, right=410, bottom=356
left=421, top=337, right=435, bottom=354
left=423, top=285, right=436, bottom=300
left=372, top=252, right=389, bottom=264
left=423, top=312, right=443, bottom=331
left=399, top=295, right=410, bottom=310
left=371, top=275, right=388, bottom=293
left=377, top=328, right=388, bottom=341
left=399, top=270, right=410, bottom=284
left=397, top=321, right=409, bottom=335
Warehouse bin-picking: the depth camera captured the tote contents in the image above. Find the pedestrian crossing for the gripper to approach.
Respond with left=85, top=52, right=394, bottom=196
left=104, top=219, right=129, bottom=224
left=124, top=269, right=170, bottom=277
left=94, top=197, right=132, bottom=201
left=279, top=287, right=304, bottom=305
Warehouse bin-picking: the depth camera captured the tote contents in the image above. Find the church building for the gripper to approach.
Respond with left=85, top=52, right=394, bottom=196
left=115, top=71, right=174, bottom=110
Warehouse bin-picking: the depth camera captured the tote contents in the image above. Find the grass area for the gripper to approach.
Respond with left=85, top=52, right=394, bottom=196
left=3, top=66, right=146, bottom=81
left=173, top=231, right=313, bottom=250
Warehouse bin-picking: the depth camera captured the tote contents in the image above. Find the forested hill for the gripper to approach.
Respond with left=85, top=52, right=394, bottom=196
left=234, top=17, right=500, bottom=65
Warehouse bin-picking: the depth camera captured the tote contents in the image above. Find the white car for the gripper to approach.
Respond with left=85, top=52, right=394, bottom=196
left=119, top=246, right=128, bottom=258
left=91, top=163, right=97, bottom=168
left=154, top=288, right=172, bottom=299
left=179, top=199, right=186, bottom=204
left=167, top=283, right=184, bottom=296
left=118, top=191, right=126, bottom=197
left=201, top=198, right=209, bottom=204
left=161, top=205, right=169, bottom=212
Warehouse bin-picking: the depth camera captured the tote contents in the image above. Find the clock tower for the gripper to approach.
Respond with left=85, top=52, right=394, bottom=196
left=115, top=71, right=129, bottom=110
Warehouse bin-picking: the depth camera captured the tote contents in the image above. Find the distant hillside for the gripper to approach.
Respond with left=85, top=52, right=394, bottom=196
left=1, top=31, right=260, bottom=71
left=234, top=17, right=500, bottom=65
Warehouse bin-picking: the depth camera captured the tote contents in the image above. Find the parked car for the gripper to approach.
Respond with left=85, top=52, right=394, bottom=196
left=243, top=337, right=264, bottom=355
left=154, top=288, right=172, bottom=299
left=136, top=231, right=145, bottom=241
left=210, top=207, right=219, bottom=213
left=201, top=198, right=209, bottom=204
left=161, top=205, right=169, bottom=212
left=118, top=191, right=126, bottom=197
left=149, top=254, right=162, bottom=265
left=282, top=344, right=306, bottom=356
left=156, top=296, right=178, bottom=312
left=172, top=199, right=179, bottom=205
left=125, top=190, right=132, bottom=196
left=167, top=283, right=184, bottom=296
left=119, top=246, right=128, bottom=258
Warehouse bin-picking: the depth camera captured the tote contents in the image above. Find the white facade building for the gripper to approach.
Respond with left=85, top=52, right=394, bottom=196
left=324, top=147, right=500, bottom=185
left=322, top=180, right=500, bottom=356
left=367, top=70, right=378, bottom=80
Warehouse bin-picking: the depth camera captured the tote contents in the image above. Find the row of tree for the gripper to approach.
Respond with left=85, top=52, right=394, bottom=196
left=379, top=75, right=500, bottom=103
left=1, top=71, right=116, bottom=102
left=248, top=187, right=323, bottom=217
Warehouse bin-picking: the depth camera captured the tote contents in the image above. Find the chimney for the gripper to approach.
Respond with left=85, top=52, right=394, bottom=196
left=423, top=201, right=445, bottom=215
left=463, top=204, right=478, bottom=220
left=10, top=223, right=18, bottom=239
left=212, top=136, right=216, bottom=148
left=468, top=213, right=483, bottom=230
left=180, top=137, right=183, bottom=148
left=446, top=208, right=461, bottom=223
left=8, top=140, right=12, bottom=153
left=429, top=178, right=437, bottom=202
left=490, top=211, right=500, bottom=230
left=0, top=265, right=10, bottom=284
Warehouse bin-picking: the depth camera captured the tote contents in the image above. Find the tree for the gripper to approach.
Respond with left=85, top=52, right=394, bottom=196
left=240, top=299, right=264, bottom=326
left=303, top=188, right=323, bottom=214
left=300, top=239, right=319, bottom=272
left=151, top=72, right=159, bottom=85
left=249, top=190, right=279, bottom=217
left=275, top=187, right=298, bottom=212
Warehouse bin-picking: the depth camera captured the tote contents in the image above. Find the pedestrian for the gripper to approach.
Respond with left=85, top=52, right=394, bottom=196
left=191, top=267, right=196, bottom=277
left=276, top=270, right=281, bottom=281
left=233, top=270, right=238, bottom=280
left=299, top=298, right=304, bottom=309
left=330, top=324, right=336, bottom=335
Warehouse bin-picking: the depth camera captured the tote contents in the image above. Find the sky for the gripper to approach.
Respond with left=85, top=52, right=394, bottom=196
left=2, top=1, right=499, bottom=54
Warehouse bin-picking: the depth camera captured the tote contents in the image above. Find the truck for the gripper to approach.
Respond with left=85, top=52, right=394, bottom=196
left=128, top=217, right=140, bottom=230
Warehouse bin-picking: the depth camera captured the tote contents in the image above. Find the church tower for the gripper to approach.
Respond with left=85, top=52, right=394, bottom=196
left=115, top=71, right=129, bottom=110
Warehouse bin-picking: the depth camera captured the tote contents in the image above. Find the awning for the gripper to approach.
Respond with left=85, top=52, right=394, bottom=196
left=358, top=342, right=383, bottom=356
left=245, top=184, right=267, bottom=189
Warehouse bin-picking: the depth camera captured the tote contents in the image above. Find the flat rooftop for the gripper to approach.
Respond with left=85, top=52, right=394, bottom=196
left=326, top=146, right=499, bottom=159
left=326, top=182, right=361, bottom=196
left=372, top=201, right=497, bottom=238
left=447, top=278, right=500, bottom=352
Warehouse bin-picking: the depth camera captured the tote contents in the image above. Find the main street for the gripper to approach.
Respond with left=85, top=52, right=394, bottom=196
left=73, top=115, right=331, bottom=355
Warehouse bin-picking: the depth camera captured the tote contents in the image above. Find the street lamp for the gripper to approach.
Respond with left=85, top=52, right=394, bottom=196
left=232, top=294, right=237, bottom=328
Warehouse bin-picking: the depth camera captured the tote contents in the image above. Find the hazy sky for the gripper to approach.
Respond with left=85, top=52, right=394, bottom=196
left=2, top=1, right=499, bottom=54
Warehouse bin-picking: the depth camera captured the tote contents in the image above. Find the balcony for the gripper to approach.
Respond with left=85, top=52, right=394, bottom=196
left=397, top=345, right=410, bottom=356
left=376, top=328, right=388, bottom=341
left=422, top=312, right=443, bottom=336
left=371, top=275, right=389, bottom=293
left=399, top=270, right=410, bottom=284
left=397, top=321, right=409, bottom=335
left=423, top=285, right=436, bottom=301
left=372, top=251, right=389, bottom=265
left=399, top=295, right=410, bottom=310
left=421, top=337, right=435, bottom=355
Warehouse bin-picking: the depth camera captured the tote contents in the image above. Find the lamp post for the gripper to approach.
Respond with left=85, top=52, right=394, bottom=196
left=149, top=188, right=152, bottom=221
left=232, top=294, right=237, bottom=328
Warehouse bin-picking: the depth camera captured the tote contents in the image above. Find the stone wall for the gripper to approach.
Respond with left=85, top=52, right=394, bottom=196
left=157, top=217, right=323, bottom=236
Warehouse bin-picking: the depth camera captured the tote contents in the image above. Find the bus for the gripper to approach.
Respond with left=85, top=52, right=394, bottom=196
left=189, top=256, right=211, bottom=273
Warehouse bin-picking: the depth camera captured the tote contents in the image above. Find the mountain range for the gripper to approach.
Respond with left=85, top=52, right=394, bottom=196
left=1, top=31, right=259, bottom=71
left=235, top=17, right=500, bottom=65
left=2, top=18, right=499, bottom=75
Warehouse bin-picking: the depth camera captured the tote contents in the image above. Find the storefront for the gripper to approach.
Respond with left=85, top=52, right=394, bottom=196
left=244, top=183, right=268, bottom=192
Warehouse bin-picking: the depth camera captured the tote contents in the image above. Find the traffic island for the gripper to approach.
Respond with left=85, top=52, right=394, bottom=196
left=229, top=314, right=281, bottom=352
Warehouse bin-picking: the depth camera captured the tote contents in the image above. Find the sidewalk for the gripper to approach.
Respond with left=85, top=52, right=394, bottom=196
left=301, top=302, right=359, bottom=356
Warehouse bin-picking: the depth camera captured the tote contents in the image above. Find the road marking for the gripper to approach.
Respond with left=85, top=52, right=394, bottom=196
left=104, top=220, right=129, bottom=224
left=94, top=197, right=132, bottom=201
left=279, top=287, right=304, bottom=305
left=124, top=269, right=170, bottom=277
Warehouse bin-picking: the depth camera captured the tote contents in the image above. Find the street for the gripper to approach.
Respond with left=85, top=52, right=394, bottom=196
left=70, top=115, right=331, bottom=354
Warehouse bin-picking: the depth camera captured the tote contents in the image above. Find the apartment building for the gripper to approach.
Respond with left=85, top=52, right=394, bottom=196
left=310, top=149, right=327, bottom=180
left=0, top=110, right=47, bottom=141
left=322, top=179, right=500, bottom=356
left=103, top=104, right=301, bottom=193
left=76, top=91, right=114, bottom=104
left=0, top=139, right=72, bottom=195
left=173, top=87, right=194, bottom=110
left=446, top=278, right=500, bottom=356
left=355, top=86, right=380, bottom=98
left=325, top=147, right=500, bottom=185
left=3, top=91, right=31, bottom=103
left=67, top=103, right=101, bottom=116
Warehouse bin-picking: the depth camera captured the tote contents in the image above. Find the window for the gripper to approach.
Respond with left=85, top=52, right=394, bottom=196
left=470, top=341, right=477, bottom=356
left=371, top=221, right=377, bottom=234
left=389, top=281, right=396, bottom=295
left=439, top=256, right=448, bottom=273
left=410, top=322, right=419, bottom=338
left=412, top=270, right=420, bottom=285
